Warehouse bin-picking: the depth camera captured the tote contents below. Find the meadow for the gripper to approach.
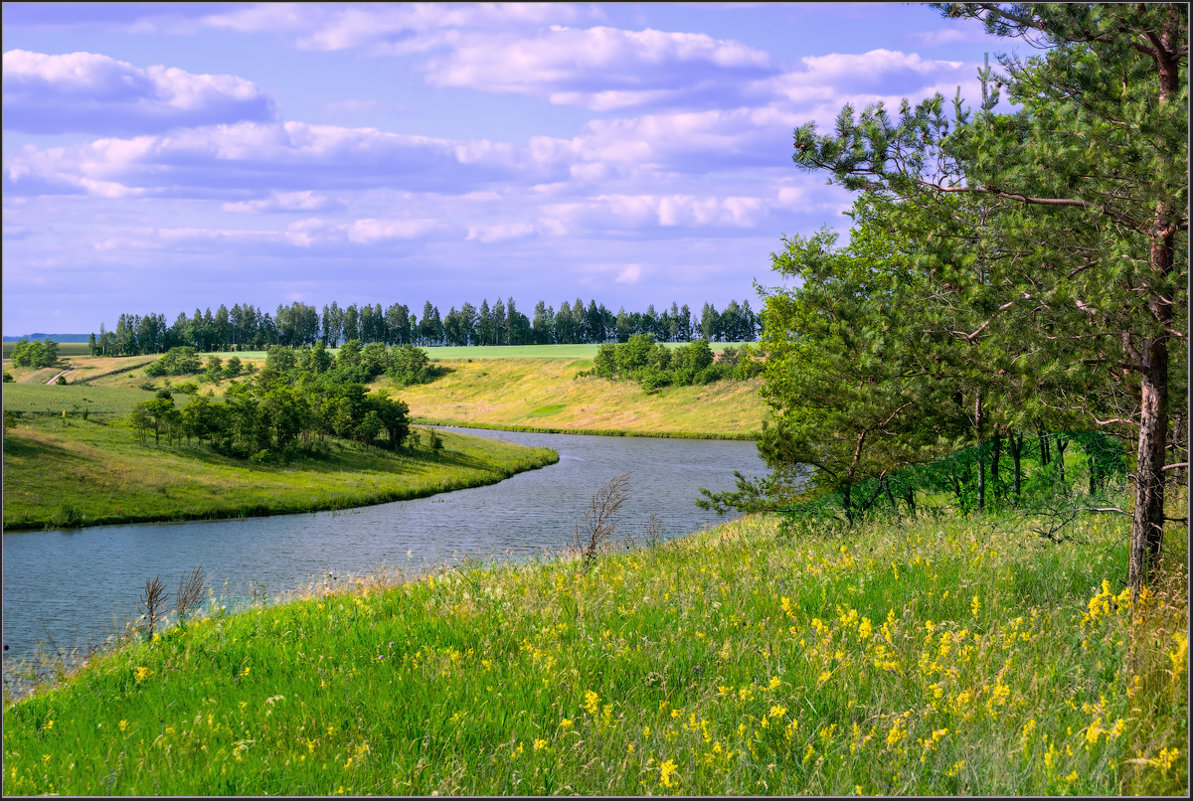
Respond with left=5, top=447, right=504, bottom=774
left=2, top=415, right=557, bottom=531
left=6, top=350, right=768, bottom=438
left=393, top=358, right=766, bottom=439
left=2, top=490, right=1186, bottom=795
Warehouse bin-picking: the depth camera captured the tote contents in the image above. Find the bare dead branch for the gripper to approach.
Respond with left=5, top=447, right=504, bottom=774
left=575, top=473, right=632, bottom=567
left=139, top=576, right=169, bottom=637
left=175, top=566, right=206, bottom=621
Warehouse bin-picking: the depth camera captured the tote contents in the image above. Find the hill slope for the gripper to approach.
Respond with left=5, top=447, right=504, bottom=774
left=395, top=357, right=766, bottom=439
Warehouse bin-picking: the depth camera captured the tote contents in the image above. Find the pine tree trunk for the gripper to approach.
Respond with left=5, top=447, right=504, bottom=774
left=990, top=433, right=1003, bottom=500
left=1055, top=435, right=1067, bottom=485
left=1009, top=432, right=1024, bottom=496
left=1129, top=213, right=1175, bottom=600
left=975, top=395, right=985, bottom=512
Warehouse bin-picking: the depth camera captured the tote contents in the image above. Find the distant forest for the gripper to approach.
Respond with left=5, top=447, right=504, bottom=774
left=89, top=298, right=760, bottom=356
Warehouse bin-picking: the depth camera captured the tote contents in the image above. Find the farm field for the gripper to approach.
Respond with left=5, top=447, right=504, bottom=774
left=2, top=490, right=1186, bottom=795
left=1, top=341, right=90, bottom=359
left=2, top=415, right=557, bottom=531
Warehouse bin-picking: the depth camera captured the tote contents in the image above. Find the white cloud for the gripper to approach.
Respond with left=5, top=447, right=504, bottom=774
left=466, top=222, right=536, bottom=243
left=423, top=25, right=774, bottom=111
left=615, top=264, right=644, bottom=284
left=201, top=2, right=595, bottom=50
left=4, top=121, right=530, bottom=198
left=2, top=49, right=276, bottom=134
left=541, top=193, right=766, bottom=236
left=222, top=190, right=341, bottom=214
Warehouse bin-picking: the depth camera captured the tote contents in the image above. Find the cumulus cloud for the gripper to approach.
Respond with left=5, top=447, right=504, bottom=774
left=222, top=190, right=342, bottom=214
left=201, top=2, right=595, bottom=50
left=466, top=222, right=537, bottom=243
left=541, top=193, right=766, bottom=237
left=615, top=264, right=644, bottom=284
left=423, top=25, right=774, bottom=111
left=2, top=49, right=276, bottom=134
left=3, top=121, right=530, bottom=198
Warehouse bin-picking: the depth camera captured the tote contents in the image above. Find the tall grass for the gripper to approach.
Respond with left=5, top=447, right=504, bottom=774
left=3, top=491, right=1185, bottom=795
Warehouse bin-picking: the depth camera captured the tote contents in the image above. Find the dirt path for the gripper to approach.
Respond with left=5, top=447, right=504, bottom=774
left=44, top=367, right=75, bottom=385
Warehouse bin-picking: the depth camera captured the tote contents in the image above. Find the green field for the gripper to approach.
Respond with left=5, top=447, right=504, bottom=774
left=2, top=383, right=156, bottom=416
left=2, top=491, right=1185, bottom=795
left=1, top=341, right=91, bottom=359
left=2, top=416, right=558, bottom=531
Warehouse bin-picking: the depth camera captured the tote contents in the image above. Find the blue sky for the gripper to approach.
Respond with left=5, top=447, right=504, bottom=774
left=2, top=2, right=1017, bottom=336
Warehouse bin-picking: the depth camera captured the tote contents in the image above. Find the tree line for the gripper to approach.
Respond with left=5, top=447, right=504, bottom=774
left=90, top=298, right=760, bottom=356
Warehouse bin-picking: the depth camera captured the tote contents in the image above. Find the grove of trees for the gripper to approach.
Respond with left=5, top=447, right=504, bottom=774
left=9, top=338, right=59, bottom=368
left=131, top=343, right=417, bottom=460
left=90, top=298, right=760, bottom=356
left=587, top=334, right=764, bottom=392
left=718, top=3, right=1186, bottom=600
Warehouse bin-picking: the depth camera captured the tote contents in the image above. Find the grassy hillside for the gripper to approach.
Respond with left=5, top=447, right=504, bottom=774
left=394, top=358, right=766, bottom=439
left=2, top=496, right=1185, bottom=795
left=7, top=350, right=765, bottom=439
left=2, top=416, right=557, bottom=531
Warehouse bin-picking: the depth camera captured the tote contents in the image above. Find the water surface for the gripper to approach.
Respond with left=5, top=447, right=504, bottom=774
left=2, top=427, right=767, bottom=672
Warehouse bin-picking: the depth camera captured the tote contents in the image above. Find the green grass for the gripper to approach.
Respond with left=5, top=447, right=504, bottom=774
left=2, top=416, right=558, bottom=531
left=394, top=358, right=766, bottom=439
left=2, top=383, right=156, bottom=416
left=1, top=341, right=91, bottom=359
left=10, top=352, right=766, bottom=438
left=2, top=491, right=1186, bottom=795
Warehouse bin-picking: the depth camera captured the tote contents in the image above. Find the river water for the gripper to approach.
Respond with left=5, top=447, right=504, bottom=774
left=2, top=427, right=767, bottom=675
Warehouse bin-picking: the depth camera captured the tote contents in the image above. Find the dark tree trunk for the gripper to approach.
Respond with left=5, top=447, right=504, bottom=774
left=975, top=395, right=985, bottom=511
left=990, top=433, right=1003, bottom=500
left=1038, top=428, right=1050, bottom=466
left=882, top=473, right=898, bottom=515
left=1055, top=434, right=1068, bottom=485
left=1008, top=432, right=1025, bottom=496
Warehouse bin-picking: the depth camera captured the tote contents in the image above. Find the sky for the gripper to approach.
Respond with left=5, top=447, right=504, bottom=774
left=1, top=2, right=1019, bottom=336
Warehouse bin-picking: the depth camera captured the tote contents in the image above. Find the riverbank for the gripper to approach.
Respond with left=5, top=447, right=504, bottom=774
left=392, top=358, right=766, bottom=439
left=2, top=416, right=558, bottom=531
left=2, top=496, right=1185, bottom=795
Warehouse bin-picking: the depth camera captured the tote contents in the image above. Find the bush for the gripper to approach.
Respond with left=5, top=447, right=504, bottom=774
left=146, top=346, right=201, bottom=377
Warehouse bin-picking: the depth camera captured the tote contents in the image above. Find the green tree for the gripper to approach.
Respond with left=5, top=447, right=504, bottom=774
left=790, top=3, right=1188, bottom=595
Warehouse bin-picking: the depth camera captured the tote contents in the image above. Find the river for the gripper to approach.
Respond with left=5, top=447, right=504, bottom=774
left=2, top=427, right=767, bottom=680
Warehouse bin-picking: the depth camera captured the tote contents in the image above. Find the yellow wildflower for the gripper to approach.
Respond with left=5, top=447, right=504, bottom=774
left=659, top=758, right=679, bottom=788
left=119, top=720, right=129, bottom=732
left=1170, top=632, right=1188, bottom=679
left=560, top=718, right=574, bottom=731
left=134, top=666, right=151, bottom=683
left=584, top=690, right=600, bottom=715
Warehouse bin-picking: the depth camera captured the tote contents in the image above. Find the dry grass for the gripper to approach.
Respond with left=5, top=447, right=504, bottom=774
left=393, top=358, right=767, bottom=438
